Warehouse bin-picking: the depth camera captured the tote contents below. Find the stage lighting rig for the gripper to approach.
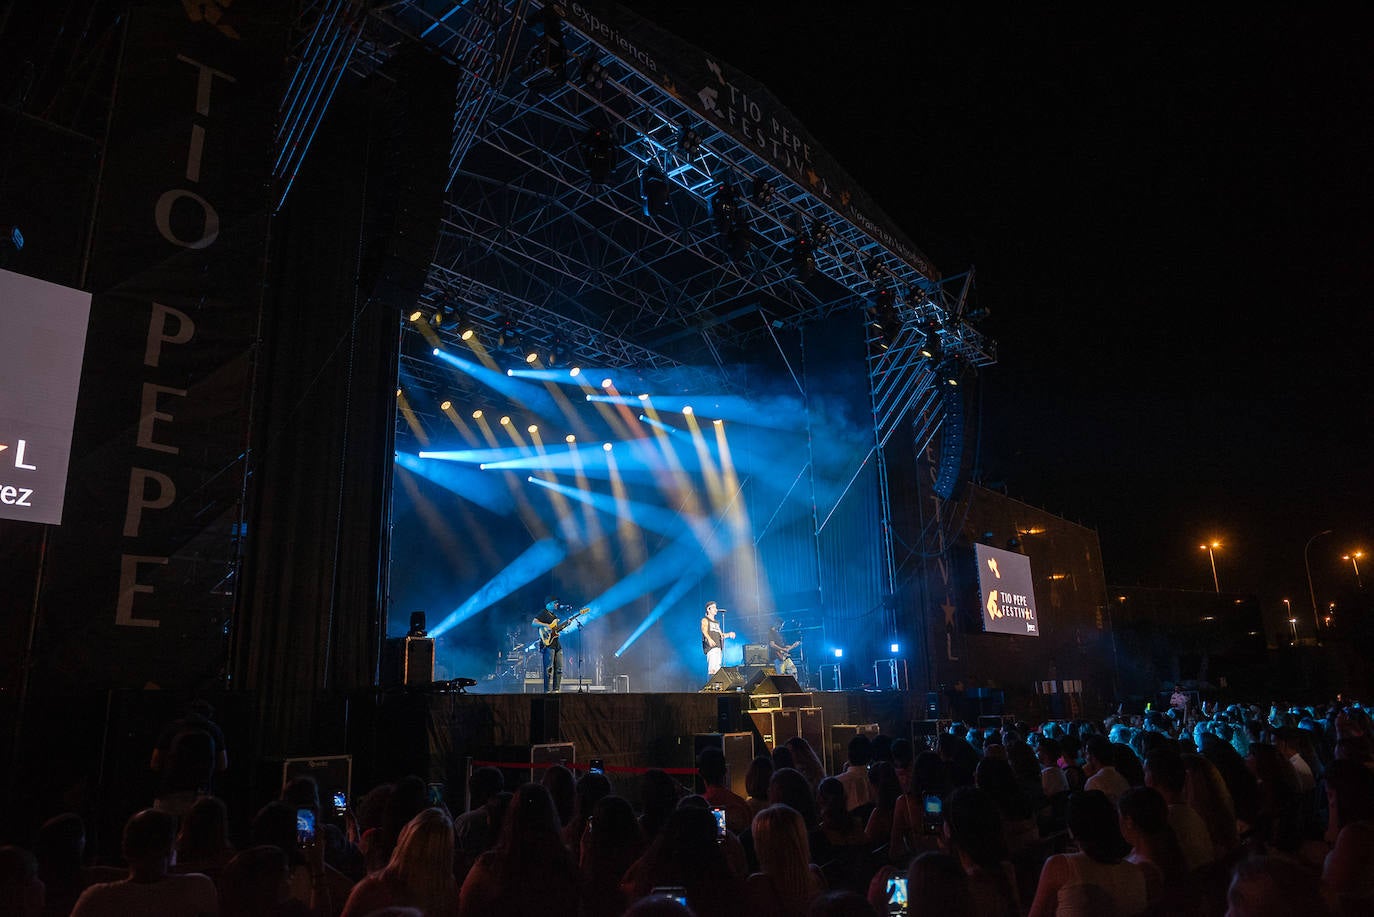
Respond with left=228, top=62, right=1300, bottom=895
left=580, top=57, right=606, bottom=90
left=581, top=125, right=615, bottom=184
left=710, top=177, right=752, bottom=260
left=496, top=316, right=517, bottom=348
left=677, top=124, right=702, bottom=158
left=751, top=176, right=776, bottom=206
left=521, top=6, right=567, bottom=91
left=639, top=158, right=670, bottom=218
left=810, top=219, right=833, bottom=247
left=918, top=318, right=943, bottom=360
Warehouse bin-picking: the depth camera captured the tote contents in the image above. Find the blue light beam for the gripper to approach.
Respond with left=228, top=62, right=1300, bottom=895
left=429, top=538, right=568, bottom=637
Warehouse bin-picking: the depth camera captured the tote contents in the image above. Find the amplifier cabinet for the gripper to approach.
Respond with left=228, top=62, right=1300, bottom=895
left=749, top=708, right=802, bottom=750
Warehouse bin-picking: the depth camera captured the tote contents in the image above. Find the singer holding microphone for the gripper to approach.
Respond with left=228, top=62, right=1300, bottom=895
left=700, top=600, right=735, bottom=677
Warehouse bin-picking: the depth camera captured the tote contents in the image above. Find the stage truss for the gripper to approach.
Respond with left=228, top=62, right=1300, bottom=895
left=273, top=0, right=999, bottom=651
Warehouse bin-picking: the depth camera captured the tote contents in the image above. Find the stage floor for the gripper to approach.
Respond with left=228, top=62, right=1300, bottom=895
left=359, top=687, right=925, bottom=794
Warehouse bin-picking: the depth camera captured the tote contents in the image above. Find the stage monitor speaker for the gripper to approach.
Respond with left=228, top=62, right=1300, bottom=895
left=744, top=671, right=802, bottom=695
left=693, top=732, right=754, bottom=797
left=701, top=666, right=744, bottom=692
left=384, top=637, right=434, bottom=686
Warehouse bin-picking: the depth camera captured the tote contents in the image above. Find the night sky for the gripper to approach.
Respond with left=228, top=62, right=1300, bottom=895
left=637, top=5, right=1373, bottom=617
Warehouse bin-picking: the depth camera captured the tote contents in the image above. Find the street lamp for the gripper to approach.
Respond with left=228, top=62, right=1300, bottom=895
left=1289, top=616, right=1298, bottom=643
left=1306, top=529, right=1334, bottom=632
left=1199, top=541, right=1221, bottom=592
left=1343, top=551, right=1365, bottom=590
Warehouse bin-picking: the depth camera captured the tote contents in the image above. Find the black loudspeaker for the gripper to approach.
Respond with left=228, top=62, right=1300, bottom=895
left=744, top=671, right=803, bottom=695
left=743, top=644, right=768, bottom=665
left=701, top=666, right=744, bottom=692
left=357, top=47, right=457, bottom=311
left=934, top=383, right=965, bottom=500
left=383, top=637, right=434, bottom=686
left=829, top=723, right=880, bottom=775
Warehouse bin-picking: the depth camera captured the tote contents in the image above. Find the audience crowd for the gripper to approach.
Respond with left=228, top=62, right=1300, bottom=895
left=4, top=696, right=1374, bottom=916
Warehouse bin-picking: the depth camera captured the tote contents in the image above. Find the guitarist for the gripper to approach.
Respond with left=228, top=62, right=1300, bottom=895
left=533, top=596, right=566, bottom=693
left=768, top=616, right=800, bottom=677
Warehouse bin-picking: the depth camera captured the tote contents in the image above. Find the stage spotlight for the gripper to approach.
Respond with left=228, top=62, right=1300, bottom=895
left=601, top=378, right=613, bottom=389
left=581, top=125, right=615, bottom=184
left=682, top=405, right=694, bottom=415
left=712, top=418, right=723, bottom=426
left=751, top=175, right=776, bottom=206
left=565, top=434, right=576, bottom=444
left=440, top=400, right=452, bottom=411
left=833, top=648, right=844, bottom=658
left=432, top=347, right=440, bottom=356
left=638, top=393, right=649, bottom=401
left=890, top=643, right=900, bottom=654
left=408, top=309, right=423, bottom=322
left=500, top=416, right=511, bottom=425
left=521, top=5, right=567, bottom=91
left=472, top=409, right=483, bottom=419
left=677, top=123, right=701, bottom=157
left=790, top=231, right=816, bottom=281
left=479, top=464, right=487, bottom=470
left=810, top=219, right=833, bottom=246
left=640, top=158, right=669, bottom=218
left=527, top=424, right=538, bottom=434
left=570, top=366, right=581, bottom=377
left=602, top=442, right=613, bottom=451
left=497, top=316, right=516, bottom=348
left=395, top=387, right=402, bottom=396
left=580, top=57, right=606, bottom=90
left=918, top=319, right=943, bottom=359
left=525, top=350, right=539, bottom=363
left=460, top=323, right=476, bottom=341
left=528, top=475, right=535, bottom=483
left=710, top=177, right=752, bottom=260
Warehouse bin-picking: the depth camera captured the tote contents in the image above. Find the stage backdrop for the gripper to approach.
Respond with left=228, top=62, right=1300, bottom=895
left=33, top=1, right=287, bottom=693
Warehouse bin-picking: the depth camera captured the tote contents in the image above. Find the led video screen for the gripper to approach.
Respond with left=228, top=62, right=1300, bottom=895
left=974, top=542, right=1040, bottom=636
left=0, top=269, right=92, bottom=524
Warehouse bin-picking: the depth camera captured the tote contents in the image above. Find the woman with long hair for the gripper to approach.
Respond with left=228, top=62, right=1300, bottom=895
left=1180, top=752, right=1239, bottom=860
left=1028, top=790, right=1148, bottom=917
left=578, top=795, right=645, bottom=917
left=784, top=736, right=827, bottom=791
left=341, top=807, right=458, bottom=917
left=891, top=751, right=949, bottom=860
left=620, top=805, right=744, bottom=916
left=459, top=783, right=578, bottom=917
left=1117, top=786, right=1188, bottom=906
left=744, top=755, right=775, bottom=819
left=944, top=787, right=1020, bottom=917
left=174, top=796, right=237, bottom=879
left=747, top=804, right=824, bottom=916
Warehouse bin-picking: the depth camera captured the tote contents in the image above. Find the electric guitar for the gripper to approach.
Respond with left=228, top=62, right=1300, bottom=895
left=539, top=607, right=589, bottom=647
left=773, top=640, right=801, bottom=661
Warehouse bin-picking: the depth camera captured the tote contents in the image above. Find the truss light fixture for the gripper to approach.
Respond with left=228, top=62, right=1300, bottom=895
left=521, top=6, right=567, bottom=91
left=639, top=158, right=670, bottom=218
left=525, top=349, right=540, bottom=364
left=751, top=176, right=776, bottom=206
left=581, top=126, right=615, bottom=184
left=919, top=319, right=943, bottom=360
left=496, top=316, right=517, bottom=349
left=407, top=308, right=423, bottom=322
left=580, top=57, right=606, bottom=90
left=440, top=399, right=452, bottom=411
left=527, top=424, right=538, bottom=434
left=682, top=405, right=694, bottom=416
left=710, top=177, right=752, bottom=260
left=810, top=219, right=833, bottom=246
left=569, top=366, right=581, bottom=377
left=603, top=442, right=613, bottom=452
left=565, top=434, right=576, bottom=444
left=637, top=393, right=649, bottom=401
left=472, top=409, right=483, bottom=419
left=790, top=232, right=816, bottom=281
left=430, top=300, right=455, bottom=328
left=677, top=124, right=702, bottom=158
left=458, top=315, right=476, bottom=340
left=500, top=415, right=512, bottom=426
left=548, top=337, right=569, bottom=367
left=601, top=377, right=614, bottom=389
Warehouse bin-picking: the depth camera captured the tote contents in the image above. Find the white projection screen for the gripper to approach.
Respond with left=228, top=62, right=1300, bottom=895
left=0, top=268, right=92, bottom=524
left=974, top=542, right=1041, bottom=636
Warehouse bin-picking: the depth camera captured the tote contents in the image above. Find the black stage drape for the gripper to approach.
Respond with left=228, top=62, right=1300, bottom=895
left=231, top=49, right=456, bottom=756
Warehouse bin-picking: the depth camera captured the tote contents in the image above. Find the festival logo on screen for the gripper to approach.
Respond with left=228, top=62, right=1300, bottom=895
left=975, top=543, right=1040, bottom=637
